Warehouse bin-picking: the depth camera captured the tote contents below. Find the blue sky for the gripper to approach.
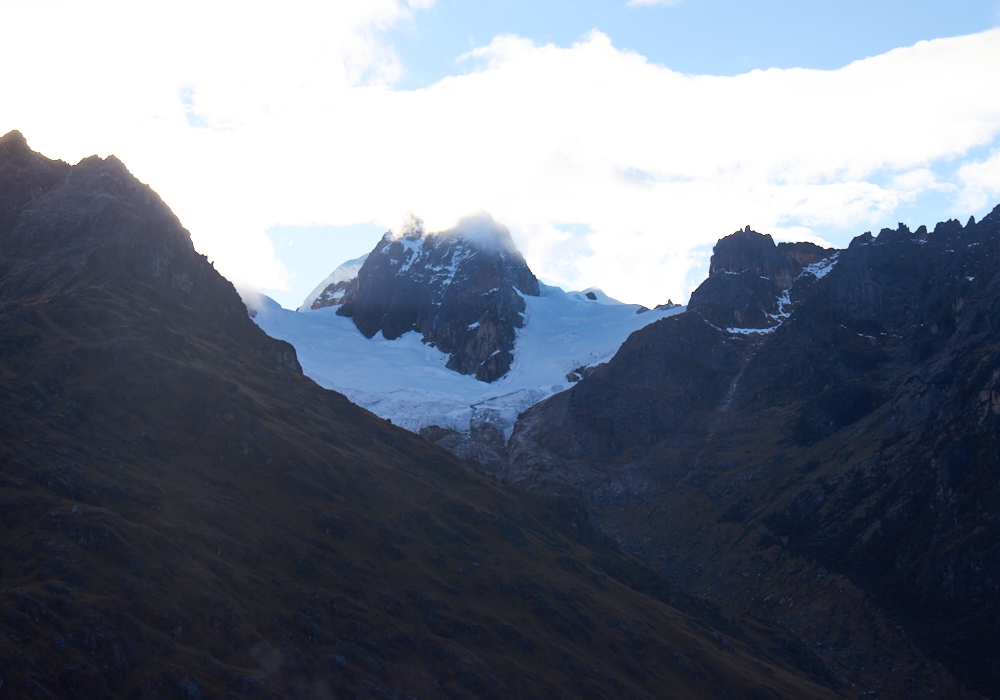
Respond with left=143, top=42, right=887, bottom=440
left=390, top=0, right=999, bottom=86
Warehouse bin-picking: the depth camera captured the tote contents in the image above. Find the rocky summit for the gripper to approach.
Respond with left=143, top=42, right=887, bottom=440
left=689, top=227, right=831, bottom=332
left=492, top=216, right=1000, bottom=698
left=0, top=131, right=854, bottom=699
left=321, top=213, right=540, bottom=382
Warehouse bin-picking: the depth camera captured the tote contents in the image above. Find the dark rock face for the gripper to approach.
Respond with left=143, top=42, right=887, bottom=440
left=709, top=227, right=828, bottom=289
left=335, top=214, right=540, bottom=382
left=495, top=214, right=1000, bottom=698
left=689, top=228, right=829, bottom=331
left=507, top=312, right=744, bottom=496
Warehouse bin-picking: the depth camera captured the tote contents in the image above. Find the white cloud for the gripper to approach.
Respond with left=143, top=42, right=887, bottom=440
left=890, top=168, right=957, bottom=198
left=2, top=8, right=999, bottom=307
left=0, top=0, right=426, bottom=290
left=956, top=149, right=1000, bottom=211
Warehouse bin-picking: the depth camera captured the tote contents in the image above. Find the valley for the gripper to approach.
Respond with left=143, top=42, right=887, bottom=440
left=260, top=192, right=1000, bottom=699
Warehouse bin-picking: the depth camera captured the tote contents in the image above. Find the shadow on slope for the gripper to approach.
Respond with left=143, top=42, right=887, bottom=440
left=504, top=221, right=1000, bottom=698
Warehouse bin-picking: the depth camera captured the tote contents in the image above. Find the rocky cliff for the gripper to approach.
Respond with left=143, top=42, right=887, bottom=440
left=689, top=227, right=830, bottom=331
left=331, top=213, right=540, bottom=382
left=0, top=131, right=845, bottom=700
left=496, top=220, right=1000, bottom=698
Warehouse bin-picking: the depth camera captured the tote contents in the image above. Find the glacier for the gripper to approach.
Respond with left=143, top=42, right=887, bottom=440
left=245, top=283, right=683, bottom=439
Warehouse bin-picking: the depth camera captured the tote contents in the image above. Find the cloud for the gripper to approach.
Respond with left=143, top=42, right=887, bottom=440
left=890, top=169, right=957, bottom=198
left=956, top=149, right=1000, bottom=211
left=2, top=7, right=1000, bottom=307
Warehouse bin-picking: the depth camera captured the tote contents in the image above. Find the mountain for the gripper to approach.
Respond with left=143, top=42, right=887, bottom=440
left=248, top=285, right=681, bottom=477
left=0, top=131, right=848, bottom=699
left=498, top=218, right=1000, bottom=698
left=298, top=253, right=368, bottom=312
left=316, top=213, right=539, bottom=383
left=256, top=223, right=681, bottom=472
left=688, top=227, right=830, bottom=332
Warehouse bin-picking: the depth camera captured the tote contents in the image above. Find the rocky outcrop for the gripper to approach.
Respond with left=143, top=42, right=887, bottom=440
left=708, top=226, right=829, bottom=288
left=636, top=300, right=678, bottom=314
left=688, top=227, right=829, bottom=331
left=492, top=214, right=1000, bottom=698
left=336, top=213, right=540, bottom=382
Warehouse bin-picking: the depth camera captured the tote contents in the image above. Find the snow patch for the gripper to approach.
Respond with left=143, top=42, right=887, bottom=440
left=727, top=326, right=778, bottom=335
left=395, top=234, right=426, bottom=273
left=798, top=253, right=839, bottom=281
left=769, top=289, right=792, bottom=321
left=726, top=288, right=791, bottom=336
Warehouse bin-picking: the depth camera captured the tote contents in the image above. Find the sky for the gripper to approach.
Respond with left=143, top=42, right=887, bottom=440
left=2, top=0, right=1000, bottom=308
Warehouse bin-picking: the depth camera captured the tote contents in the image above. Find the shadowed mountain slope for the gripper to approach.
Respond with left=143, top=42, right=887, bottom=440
left=0, top=132, right=845, bottom=699
left=503, top=219, right=1000, bottom=698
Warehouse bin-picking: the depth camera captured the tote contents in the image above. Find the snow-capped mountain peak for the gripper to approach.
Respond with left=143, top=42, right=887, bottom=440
left=329, top=212, right=540, bottom=382
left=254, top=211, right=685, bottom=439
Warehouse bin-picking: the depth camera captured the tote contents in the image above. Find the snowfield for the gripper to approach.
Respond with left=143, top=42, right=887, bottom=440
left=245, top=284, right=683, bottom=438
